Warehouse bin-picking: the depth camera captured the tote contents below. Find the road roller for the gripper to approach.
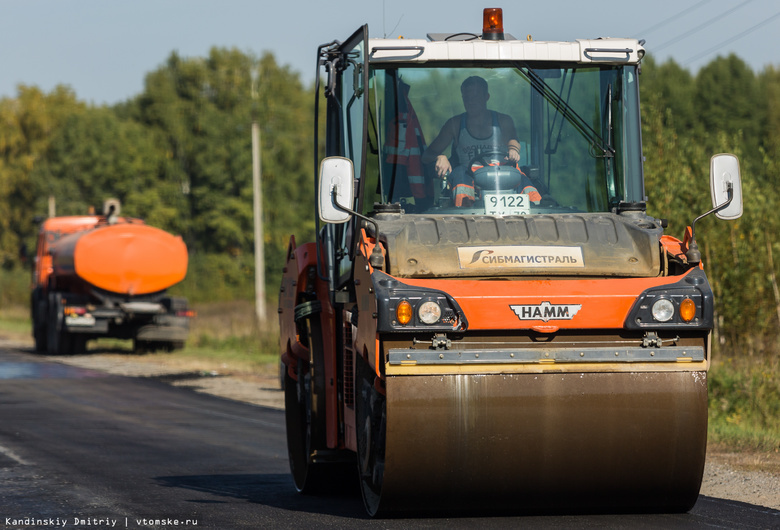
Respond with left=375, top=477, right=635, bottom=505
left=278, top=8, right=743, bottom=516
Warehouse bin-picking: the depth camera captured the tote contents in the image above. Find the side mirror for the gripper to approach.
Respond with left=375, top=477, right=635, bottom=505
left=318, top=157, right=354, bottom=224
left=710, top=153, right=743, bottom=220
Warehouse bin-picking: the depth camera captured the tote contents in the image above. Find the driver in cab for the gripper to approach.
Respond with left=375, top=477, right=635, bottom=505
left=421, top=76, right=541, bottom=207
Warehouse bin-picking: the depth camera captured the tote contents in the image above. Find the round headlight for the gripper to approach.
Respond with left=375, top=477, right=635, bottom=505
left=418, top=301, right=442, bottom=325
left=651, top=299, right=675, bottom=322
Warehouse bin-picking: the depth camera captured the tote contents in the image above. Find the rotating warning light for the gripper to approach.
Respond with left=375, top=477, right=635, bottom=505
left=482, top=8, right=504, bottom=40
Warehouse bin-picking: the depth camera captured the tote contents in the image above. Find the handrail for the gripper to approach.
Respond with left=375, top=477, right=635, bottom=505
left=369, top=46, right=425, bottom=60
left=583, top=47, right=633, bottom=61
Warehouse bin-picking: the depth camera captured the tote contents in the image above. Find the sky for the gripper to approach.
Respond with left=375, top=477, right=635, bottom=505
left=1, top=0, right=779, bottom=105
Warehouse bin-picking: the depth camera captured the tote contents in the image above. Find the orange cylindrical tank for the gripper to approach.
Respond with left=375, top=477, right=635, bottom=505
left=51, top=222, right=188, bottom=295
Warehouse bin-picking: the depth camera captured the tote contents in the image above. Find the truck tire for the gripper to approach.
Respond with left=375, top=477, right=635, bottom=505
left=133, top=339, right=151, bottom=354
left=46, top=292, right=76, bottom=356
left=31, top=288, right=47, bottom=353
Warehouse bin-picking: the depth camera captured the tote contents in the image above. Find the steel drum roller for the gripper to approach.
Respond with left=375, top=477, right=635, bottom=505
left=360, top=370, right=707, bottom=515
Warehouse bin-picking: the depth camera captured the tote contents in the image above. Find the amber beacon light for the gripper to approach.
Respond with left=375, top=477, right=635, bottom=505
left=482, top=8, right=504, bottom=40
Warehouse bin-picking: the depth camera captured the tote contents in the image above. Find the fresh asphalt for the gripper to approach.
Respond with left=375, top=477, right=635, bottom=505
left=0, top=347, right=777, bottom=529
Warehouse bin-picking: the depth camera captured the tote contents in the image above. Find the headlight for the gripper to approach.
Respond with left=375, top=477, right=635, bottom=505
left=651, top=299, right=675, bottom=322
left=624, top=269, right=713, bottom=330
left=418, top=300, right=442, bottom=325
left=372, top=270, right=469, bottom=333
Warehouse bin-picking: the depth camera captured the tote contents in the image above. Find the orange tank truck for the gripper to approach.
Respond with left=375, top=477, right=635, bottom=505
left=31, top=202, right=193, bottom=355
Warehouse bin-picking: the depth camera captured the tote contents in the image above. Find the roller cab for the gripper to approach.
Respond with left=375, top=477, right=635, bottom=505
left=279, top=9, right=743, bottom=517
left=31, top=203, right=193, bottom=355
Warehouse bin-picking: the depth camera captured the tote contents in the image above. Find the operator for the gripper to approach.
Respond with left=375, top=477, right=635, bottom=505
left=421, top=75, right=541, bottom=206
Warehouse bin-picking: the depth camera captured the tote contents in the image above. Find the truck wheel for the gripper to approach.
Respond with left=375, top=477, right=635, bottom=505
left=134, top=339, right=165, bottom=354
left=71, top=335, right=87, bottom=355
left=31, top=289, right=47, bottom=353
left=33, top=319, right=47, bottom=353
left=355, top=355, right=387, bottom=516
left=46, top=292, right=74, bottom=356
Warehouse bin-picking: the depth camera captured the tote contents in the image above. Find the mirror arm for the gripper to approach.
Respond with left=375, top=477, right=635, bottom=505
left=331, top=189, right=385, bottom=269
left=686, top=184, right=734, bottom=264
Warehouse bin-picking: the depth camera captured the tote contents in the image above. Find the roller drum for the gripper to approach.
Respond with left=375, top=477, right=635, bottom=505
left=363, top=370, right=707, bottom=515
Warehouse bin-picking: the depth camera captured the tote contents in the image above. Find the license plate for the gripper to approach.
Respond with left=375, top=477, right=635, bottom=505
left=65, top=315, right=96, bottom=327
left=484, top=193, right=530, bottom=216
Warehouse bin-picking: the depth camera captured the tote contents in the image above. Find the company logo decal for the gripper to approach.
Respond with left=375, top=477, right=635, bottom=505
left=510, top=301, right=582, bottom=322
left=457, top=245, right=584, bottom=269
left=468, top=249, right=494, bottom=264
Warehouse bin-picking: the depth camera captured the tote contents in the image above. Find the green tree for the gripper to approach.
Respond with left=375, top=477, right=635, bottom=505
left=694, top=54, right=761, bottom=160
left=0, top=85, right=85, bottom=266
left=123, top=48, right=316, bottom=295
left=640, top=56, right=696, bottom=133
left=758, top=66, right=780, bottom=157
left=34, top=106, right=185, bottom=233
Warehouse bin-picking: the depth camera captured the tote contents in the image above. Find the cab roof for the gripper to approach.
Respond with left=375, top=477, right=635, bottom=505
left=367, top=37, right=644, bottom=65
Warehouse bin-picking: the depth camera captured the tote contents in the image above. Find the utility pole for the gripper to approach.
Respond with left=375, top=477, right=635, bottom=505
left=251, top=70, right=266, bottom=325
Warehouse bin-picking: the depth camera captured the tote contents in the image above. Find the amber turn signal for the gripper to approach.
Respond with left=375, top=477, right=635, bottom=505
left=396, top=300, right=413, bottom=325
left=679, top=298, right=696, bottom=322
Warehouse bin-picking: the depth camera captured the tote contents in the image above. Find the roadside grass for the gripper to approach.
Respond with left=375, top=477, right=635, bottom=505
left=177, top=300, right=280, bottom=376
left=708, top=351, right=780, bottom=454
left=0, top=304, right=32, bottom=337
left=0, top=300, right=280, bottom=377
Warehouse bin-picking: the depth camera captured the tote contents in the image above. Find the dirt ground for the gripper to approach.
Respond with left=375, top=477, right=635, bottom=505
left=6, top=337, right=779, bottom=511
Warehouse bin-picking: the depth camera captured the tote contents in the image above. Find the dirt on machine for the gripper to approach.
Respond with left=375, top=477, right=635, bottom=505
left=31, top=199, right=193, bottom=355
left=278, top=8, right=744, bottom=516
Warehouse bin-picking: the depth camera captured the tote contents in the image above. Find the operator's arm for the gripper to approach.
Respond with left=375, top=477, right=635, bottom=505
left=422, top=118, right=457, bottom=177
left=499, top=113, right=521, bottom=163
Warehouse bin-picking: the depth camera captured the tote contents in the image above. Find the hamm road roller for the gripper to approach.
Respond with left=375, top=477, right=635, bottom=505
left=278, top=8, right=743, bottom=516
left=31, top=200, right=192, bottom=355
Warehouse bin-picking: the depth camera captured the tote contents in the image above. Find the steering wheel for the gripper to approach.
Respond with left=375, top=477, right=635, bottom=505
left=468, top=148, right=525, bottom=193
left=467, top=148, right=511, bottom=176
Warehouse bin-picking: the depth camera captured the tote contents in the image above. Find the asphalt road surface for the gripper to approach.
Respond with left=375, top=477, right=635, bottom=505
left=1, top=347, right=778, bottom=529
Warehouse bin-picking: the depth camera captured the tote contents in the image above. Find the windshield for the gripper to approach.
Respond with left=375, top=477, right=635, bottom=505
left=362, top=63, right=643, bottom=216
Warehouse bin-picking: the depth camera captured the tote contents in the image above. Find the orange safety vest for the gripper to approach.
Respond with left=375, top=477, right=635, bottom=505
left=385, top=86, right=428, bottom=199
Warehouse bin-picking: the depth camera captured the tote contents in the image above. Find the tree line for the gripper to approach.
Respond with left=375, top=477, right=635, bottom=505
left=0, top=48, right=778, bottom=354
left=641, top=54, right=780, bottom=355
left=0, top=49, right=317, bottom=301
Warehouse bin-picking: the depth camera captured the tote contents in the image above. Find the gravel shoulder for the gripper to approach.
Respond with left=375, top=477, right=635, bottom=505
left=6, top=338, right=778, bottom=511
left=46, top=351, right=286, bottom=410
